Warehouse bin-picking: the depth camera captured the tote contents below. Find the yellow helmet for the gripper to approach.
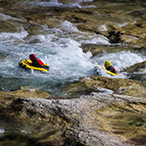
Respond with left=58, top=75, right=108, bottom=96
left=105, top=60, right=111, bottom=68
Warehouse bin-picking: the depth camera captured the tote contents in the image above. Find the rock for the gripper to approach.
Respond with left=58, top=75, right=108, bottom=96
left=121, top=34, right=139, bottom=45
left=1, top=92, right=145, bottom=146
left=61, top=76, right=146, bottom=98
left=108, top=30, right=122, bottom=43
left=121, top=61, right=146, bottom=73
left=81, top=44, right=136, bottom=57
left=9, top=86, right=51, bottom=99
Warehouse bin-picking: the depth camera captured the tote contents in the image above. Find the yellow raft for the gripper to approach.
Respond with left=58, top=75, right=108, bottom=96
left=19, top=59, right=49, bottom=72
left=97, top=64, right=116, bottom=76
left=95, top=65, right=120, bottom=76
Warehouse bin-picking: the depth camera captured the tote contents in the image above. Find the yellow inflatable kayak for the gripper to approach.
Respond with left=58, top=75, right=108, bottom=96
left=95, top=65, right=120, bottom=76
left=97, top=64, right=116, bottom=76
left=19, top=59, right=49, bottom=72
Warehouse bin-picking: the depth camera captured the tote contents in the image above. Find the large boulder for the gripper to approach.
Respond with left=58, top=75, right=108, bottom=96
left=1, top=92, right=146, bottom=146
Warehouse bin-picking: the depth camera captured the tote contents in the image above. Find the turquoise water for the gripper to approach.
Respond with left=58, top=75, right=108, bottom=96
left=0, top=24, right=93, bottom=95
left=0, top=19, right=146, bottom=96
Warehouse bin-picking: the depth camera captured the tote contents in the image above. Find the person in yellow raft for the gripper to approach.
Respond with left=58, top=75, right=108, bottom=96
left=29, top=54, right=49, bottom=70
left=104, top=60, right=117, bottom=74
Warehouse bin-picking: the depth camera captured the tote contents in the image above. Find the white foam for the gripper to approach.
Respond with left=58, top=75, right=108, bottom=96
left=0, top=13, right=24, bottom=22
left=0, top=128, right=4, bottom=134
left=47, top=38, right=92, bottom=79
left=98, top=24, right=108, bottom=31
left=60, top=21, right=80, bottom=33
left=117, top=22, right=128, bottom=27
left=97, top=87, right=114, bottom=94
left=29, top=0, right=95, bottom=8
left=21, top=129, right=29, bottom=133
left=0, top=28, right=28, bottom=43
left=78, top=0, right=93, bottom=2
left=79, top=35, right=110, bottom=45
left=95, top=51, right=146, bottom=72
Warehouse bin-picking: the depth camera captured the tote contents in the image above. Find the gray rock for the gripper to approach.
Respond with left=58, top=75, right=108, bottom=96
left=15, top=92, right=146, bottom=146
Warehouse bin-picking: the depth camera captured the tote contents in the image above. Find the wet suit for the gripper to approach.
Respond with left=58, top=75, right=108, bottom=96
left=32, top=58, right=49, bottom=70
left=106, top=66, right=117, bottom=74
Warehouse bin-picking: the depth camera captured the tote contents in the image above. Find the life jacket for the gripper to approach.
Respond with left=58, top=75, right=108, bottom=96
left=106, top=66, right=117, bottom=74
left=37, top=59, right=44, bottom=66
left=32, top=58, right=44, bottom=67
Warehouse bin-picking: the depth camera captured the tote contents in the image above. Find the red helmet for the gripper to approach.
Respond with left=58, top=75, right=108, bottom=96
left=29, top=54, right=36, bottom=61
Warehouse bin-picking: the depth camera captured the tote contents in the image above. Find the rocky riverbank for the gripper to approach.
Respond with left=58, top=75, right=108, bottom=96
left=0, top=89, right=146, bottom=146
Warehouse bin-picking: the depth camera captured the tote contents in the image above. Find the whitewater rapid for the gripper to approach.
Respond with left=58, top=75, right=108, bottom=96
left=0, top=20, right=146, bottom=96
